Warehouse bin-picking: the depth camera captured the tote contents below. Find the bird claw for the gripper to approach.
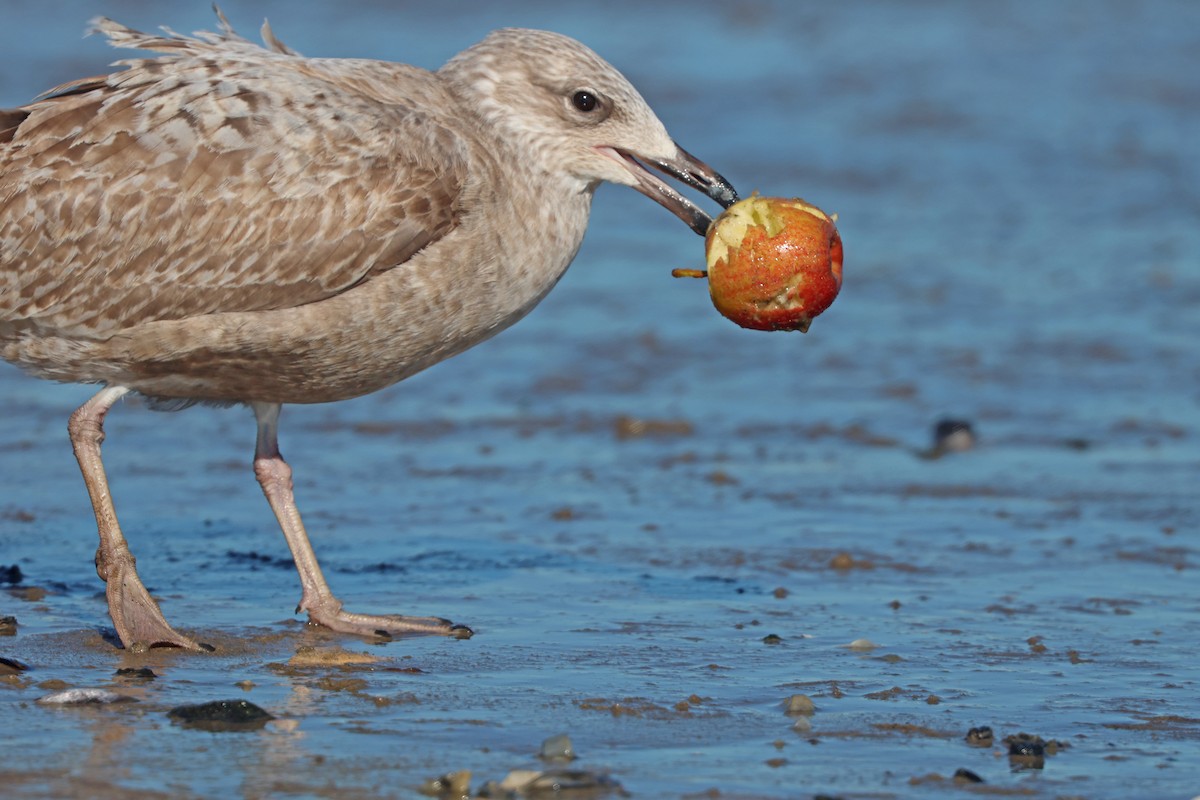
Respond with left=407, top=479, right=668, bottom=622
left=103, top=558, right=208, bottom=651
left=305, top=604, right=473, bottom=640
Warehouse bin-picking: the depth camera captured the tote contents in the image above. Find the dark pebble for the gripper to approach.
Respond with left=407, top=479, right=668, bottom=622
left=1007, top=737, right=1046, bottom=770
left=1009, top=740, right=1044, bottom=757
left=115, top=667, right=157, bottom=681
left=953, top=768, right=984, bottom=784
left=965, top=725, right=994, bottom=747
left=762, top=634, right=784, bottom=645
left=168, top=699, right=274, bottom=732
left=0, top=655, right=29, bottom=674
left=933, top=418, right=976, bottom=453
left=1004, top=732, right=1048, bottom=750
left=0, top=616, right=17, bottom=636
left=0, top=564, right=22, bottom=584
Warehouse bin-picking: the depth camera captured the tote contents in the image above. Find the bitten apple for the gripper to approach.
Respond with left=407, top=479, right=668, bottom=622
left=700, top=195, right=843, bottom=332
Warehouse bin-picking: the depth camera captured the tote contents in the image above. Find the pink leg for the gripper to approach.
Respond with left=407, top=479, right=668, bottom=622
left=68, top=386, right=206, bottom=650
left=251, top=403, right=471, bottom=640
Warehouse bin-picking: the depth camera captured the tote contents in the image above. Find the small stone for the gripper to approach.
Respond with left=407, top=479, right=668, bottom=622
left=762, top=633, right=784, bottom=645
left=846, top=638, right=876, bottom=651
left=1007, top=736, right=1046, bottom=770
left=1044, top=739, right=1068, bottom=755
left=1010, top=741, right=1044, bottom=756
left=784, top=694, right=815, bottom=715
left=0, top=655, right=28, bottom=674
left=613, top=416, right=693, bottom=440
left=0, top=616, right=17, bottom=635
left=6, top=585, right=45, bottom=602
left=498, top=770, right=542, bottom=792
left=1003, top=732, right=1046, bottom=750
left=114, top=667, right=156, bottom=680
left=539, top=733, right=576, bottom=761
left=953, top=768, right=983, bottom=784
left=791, top=717, right=812, bottom=733
left=829, top=552, right=856, bottom=570
left=37, top=688, right=135, bottom=705
left=525, top=769, right=623, bottom=794
left=419, top=770, right=471, bottom=798
left=0, top=564, right=23, bottom=584
left=287, top=645, right=381, bottom=667
left=772, top=587, right=789, bottom=599
left=965, top=725, right=993, bottom=747
left=932, top=418, right=975, bottom=453
left=167, top=699, right=274, bottom=732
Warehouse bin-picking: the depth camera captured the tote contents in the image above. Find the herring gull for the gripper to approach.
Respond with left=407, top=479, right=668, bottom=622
left=0, top=11, right=738, bottom=650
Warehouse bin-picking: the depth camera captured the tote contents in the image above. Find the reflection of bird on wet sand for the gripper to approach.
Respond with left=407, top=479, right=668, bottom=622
left=0, top=10, right=737, bottom=649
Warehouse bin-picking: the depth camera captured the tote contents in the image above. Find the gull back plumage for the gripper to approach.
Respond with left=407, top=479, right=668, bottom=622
left=0, top=16, right=466, bottom=383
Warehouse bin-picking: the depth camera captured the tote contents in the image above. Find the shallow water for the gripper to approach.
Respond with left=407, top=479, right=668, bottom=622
left=1, top=1, right=1198, bottom=798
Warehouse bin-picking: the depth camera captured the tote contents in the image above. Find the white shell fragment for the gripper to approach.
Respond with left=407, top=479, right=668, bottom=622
left=37, top=688, right=136, bottom=705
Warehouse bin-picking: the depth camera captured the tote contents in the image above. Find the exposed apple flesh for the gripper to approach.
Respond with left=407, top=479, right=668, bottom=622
left=697, top=195, right=843, bottom=332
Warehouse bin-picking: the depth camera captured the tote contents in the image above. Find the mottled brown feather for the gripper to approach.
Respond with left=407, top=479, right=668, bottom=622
left=0, top=110, right=30, bottom=144
left=0, top=19, right=465, bottom=342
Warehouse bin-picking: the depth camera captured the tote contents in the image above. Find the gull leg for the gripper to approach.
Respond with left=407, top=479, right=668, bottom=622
left=251, top=402, right=472, bottom=640
left=69, top=386, right=206, bottom=650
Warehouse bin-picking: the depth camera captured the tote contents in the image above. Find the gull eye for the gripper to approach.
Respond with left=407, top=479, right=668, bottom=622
left=572, top=90, right=598, bottom=112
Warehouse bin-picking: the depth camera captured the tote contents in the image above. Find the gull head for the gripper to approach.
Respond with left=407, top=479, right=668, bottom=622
left=441, top=28, right=738, bottom=236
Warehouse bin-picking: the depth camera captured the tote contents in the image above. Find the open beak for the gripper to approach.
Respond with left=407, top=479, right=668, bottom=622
left=602, top=144, right=739, bottom=236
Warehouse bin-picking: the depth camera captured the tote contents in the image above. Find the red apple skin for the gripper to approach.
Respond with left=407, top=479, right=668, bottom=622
left=704, top=197, right=843, bottom=332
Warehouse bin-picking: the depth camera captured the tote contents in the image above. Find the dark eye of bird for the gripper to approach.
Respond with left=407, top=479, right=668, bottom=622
left=572, top=91, right=598, bottom=112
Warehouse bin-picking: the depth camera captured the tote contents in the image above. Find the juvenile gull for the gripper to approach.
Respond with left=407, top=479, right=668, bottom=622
left=0, top=12, right=737, bottom=650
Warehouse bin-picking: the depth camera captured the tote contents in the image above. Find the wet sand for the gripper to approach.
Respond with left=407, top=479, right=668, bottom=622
left=1, top=2, right=1198, bottom=798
